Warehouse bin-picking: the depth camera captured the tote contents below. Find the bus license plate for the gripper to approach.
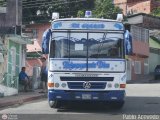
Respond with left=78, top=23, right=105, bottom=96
left=82, top=94, right=91, bottom=100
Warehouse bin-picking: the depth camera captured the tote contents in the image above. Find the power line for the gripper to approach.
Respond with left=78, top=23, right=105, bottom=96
left=22, top=0, right=86, bottom=9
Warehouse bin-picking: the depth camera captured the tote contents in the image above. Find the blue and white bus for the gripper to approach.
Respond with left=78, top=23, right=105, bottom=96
left=46, top=13, right=130, bottom=109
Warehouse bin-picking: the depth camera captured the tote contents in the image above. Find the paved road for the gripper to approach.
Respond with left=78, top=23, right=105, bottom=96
left=1, top=84, right=160, bottom=120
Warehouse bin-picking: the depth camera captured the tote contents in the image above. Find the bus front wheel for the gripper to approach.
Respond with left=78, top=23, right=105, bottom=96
left=49, top=100, right=61, bottom=108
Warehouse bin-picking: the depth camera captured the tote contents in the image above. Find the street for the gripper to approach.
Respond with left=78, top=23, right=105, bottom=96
left=0, top=84, right=160, bottom=120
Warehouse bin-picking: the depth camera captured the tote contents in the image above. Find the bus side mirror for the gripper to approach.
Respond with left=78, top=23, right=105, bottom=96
left=42, top=29, right=52, bottom=54
left=50, top=40, right=55, bottom=58
left=124, top=30, right=133, bottom=55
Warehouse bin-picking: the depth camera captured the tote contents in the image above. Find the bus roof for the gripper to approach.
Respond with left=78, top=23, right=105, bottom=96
left=51, top=18, right=124, bottom=31
left=52, top=18, right=121, bottom=23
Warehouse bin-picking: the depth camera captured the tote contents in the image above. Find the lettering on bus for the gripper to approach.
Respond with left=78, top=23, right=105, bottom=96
left=71, top=23, right=105, bottom=29
left=114, top=23, right=123, bottom=30
left=53, top=22, right=62, bottom=29
left=63, top=61, right=110, bottom=70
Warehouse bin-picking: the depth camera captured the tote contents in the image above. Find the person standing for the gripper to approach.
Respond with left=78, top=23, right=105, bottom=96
left=40, top=57, right=48, bottom=93
left=19, top=67, right=30, bottom=92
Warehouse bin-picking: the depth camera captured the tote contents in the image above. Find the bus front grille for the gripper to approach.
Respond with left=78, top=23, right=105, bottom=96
left=67, top=82, right=106, bottom=89
left=60, top=77, right=114, bottom=81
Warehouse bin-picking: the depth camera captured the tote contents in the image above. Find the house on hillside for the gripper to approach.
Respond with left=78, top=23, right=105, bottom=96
left=114, top=0, right=160, bottom=15
left=125, top=13, right=160, bottom=81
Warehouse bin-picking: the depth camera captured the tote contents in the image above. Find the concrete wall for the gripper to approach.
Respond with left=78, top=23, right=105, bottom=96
left=128, top=55, right=148, bottom=80
left=0, top=84, right=18, bottom=96
left=149, top=53, right=160, bottom=73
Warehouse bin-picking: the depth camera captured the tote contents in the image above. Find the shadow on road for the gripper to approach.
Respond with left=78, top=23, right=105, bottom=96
left=57, top=96, right=160, bottom=114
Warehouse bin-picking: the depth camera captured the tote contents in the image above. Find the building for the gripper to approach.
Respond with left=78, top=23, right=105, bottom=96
left=0, top=0, right=32, bottom=96
left=114, top=0, right=160, bottom=80
left=114, top=0, right=160, bottom=15
left=125, top=13, right=160, bottom=81
left=25, top=22, right=50, bottom=76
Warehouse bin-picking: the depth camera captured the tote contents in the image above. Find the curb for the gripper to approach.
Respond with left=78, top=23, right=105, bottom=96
left=0, top=94, right=46, bottom=108
left=127, top=79, right=160, bottom=84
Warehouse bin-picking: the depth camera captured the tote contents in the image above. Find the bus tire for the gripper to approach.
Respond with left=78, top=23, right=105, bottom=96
left=49, top=100, right=61, bottom=108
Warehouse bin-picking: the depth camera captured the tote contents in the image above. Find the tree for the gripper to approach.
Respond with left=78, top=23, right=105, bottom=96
left=77, top=10, right=84, bottom=18
left=151, top=7, right=160, bottom=17
left=22, top=0, right=94, bottom=24
left=93, top=0, right=122, bottom=19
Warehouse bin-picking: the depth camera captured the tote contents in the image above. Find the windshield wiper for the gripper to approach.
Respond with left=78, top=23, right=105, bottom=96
left=96, top=33, right=107, bottom=58
left=90, top=37, right=122, bottom=58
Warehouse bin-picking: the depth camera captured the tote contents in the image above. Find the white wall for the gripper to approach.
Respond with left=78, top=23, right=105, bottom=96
left=0, top=84, right=18, bottom=96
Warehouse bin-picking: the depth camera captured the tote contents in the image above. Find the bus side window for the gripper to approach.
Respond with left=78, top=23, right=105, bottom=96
left=50, top=40, right=55, bottom=58
left=109, top=47, right=118, bottom=57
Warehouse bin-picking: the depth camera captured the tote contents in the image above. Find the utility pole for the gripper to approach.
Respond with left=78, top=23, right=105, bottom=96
left=15, top=0, right=18, bottom=35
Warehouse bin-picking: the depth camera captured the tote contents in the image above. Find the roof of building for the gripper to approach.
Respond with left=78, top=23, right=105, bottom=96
left=127, top=13, right=160, bottom=19
left=126, top=13, right=160, bottom=29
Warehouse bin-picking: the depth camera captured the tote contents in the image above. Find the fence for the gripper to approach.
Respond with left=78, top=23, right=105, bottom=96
left=0, top=73, right=18, bottom=89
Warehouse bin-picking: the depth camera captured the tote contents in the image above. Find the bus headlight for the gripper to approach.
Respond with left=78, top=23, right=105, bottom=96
left=61, top=83, right=67, bottom=88
left=55, top=83, right=60, bottom=88
left=107, top=83, right=112, bottom=88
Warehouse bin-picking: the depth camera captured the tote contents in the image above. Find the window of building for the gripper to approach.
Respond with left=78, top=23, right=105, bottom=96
left=131, top=25, right=149, bottom=43
left=32, top=29, right=37, bottom=39
left=144, top=58, right=149, bottom=74
left=134, top=61, right=141, bottom=74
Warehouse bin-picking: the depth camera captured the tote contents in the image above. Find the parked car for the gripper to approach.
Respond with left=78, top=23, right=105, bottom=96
left=154, top=65, right=160, bottom=80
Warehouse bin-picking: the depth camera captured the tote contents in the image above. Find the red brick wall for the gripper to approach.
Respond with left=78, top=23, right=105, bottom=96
left=132, top=41, right=149, bottom=57
left=26, top=23, right=50, bottom=52
left=114, top=0, right=127, bottom=15
left=127, top=0, right=151, bottom=14
left=25, top=23, right=50, bottom=76
left=114, top=0, right=154, bottom=15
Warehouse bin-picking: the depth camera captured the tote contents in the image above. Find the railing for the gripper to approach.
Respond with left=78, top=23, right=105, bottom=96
left=0, top=73, right=7, bottom=84
left=0, top=73, right=18, bottom=89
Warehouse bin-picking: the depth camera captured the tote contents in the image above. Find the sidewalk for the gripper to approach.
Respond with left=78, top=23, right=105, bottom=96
left=127, top=74, right=160, bottom=84
left=0, top=74, right=159, bottom=109
left=0, top=89, right=46, bottom=109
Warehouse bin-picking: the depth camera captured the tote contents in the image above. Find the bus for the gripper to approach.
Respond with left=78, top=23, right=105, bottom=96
left=44, top=13, right=131, bottom=109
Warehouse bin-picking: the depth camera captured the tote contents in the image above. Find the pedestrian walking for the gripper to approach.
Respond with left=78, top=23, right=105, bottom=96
left=40, top=57, right=48, bottom=93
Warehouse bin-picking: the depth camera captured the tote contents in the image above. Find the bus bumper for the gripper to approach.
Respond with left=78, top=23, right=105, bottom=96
left=48, top=90, right=125, bottom=102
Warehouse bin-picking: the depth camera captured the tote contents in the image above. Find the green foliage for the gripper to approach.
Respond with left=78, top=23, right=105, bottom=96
left=22, top=0, right=94, bottom=24
left=151, top=7, right=160, bottom=17
left=93, top=0, right=122, bottom=19
left=77, top=10, right=84, bottom=18
left=0, top=0, right=6, bottom=7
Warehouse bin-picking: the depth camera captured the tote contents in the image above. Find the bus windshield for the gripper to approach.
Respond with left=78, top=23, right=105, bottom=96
left=50, top=32, right=124, bottom=59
